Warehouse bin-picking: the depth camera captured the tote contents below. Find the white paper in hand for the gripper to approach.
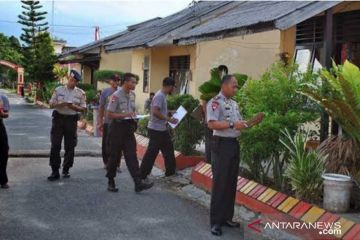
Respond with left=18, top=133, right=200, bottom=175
left=124, top=114, right=149, bottom=120
left=168, top=105, right=187, bottom=129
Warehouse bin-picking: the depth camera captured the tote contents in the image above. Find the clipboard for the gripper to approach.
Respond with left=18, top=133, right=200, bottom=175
left=168, top=105, right=187, bottom=129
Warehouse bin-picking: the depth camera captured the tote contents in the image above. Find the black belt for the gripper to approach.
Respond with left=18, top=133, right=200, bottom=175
left=213, top=136, right=238, bottom=143
left=113, top=119, right=136, bottom=123
left=52, top=111, right=79, bottom=120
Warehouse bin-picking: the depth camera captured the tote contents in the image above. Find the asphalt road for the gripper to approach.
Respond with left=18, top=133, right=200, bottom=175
left=1, top=89, right=101, bottom=155
left=0, top=90, right=257, bottom=240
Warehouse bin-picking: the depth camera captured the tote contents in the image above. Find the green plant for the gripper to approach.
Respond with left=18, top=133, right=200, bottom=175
left=37, top=80, right=61, bottom=103
left=137, top=117, right=149, bottom=137
left=300, top=60, right=360, bottom=183
left=281, top=129, right=326, bottom=202
left=77, top=83, right=97, bottom=104
left=94, top=70, right=124, bottom=82
left=167, top=94, right=204, bottom=155
left=238, top=62, right=319, bottom=189
left=198, top=68, right=248, bottom=102
left=53, top=65, right=68, bottom=81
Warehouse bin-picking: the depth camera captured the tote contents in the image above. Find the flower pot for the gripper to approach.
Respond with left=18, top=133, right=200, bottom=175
left=322, top=173, right=353, bottom=213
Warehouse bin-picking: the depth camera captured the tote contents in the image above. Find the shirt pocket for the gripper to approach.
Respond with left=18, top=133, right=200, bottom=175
left=119, top=101, right=128, bottom=112
left=73, top=96, right=81, bottom=105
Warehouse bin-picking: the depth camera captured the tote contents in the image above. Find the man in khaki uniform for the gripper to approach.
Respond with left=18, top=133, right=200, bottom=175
left=207, top=74, right=264, bottom=236
left=106, top=73, right=153, bottom=193
left=48, top=70, right=86, bottom=181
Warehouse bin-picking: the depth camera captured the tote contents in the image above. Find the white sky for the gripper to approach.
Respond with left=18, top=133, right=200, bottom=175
left=0, top=0, right=193, bottom=46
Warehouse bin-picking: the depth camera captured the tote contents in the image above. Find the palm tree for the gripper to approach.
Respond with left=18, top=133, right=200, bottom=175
left=299, top=60, right=360, bottom=176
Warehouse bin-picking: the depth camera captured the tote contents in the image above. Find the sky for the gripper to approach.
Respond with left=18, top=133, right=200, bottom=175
left=0, top=0, right=193, bottom=47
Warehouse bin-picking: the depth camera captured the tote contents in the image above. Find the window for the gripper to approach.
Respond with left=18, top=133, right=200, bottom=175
left=169, top=55, right=191, bottom=94
left=143, top=56, right=149, bottom=93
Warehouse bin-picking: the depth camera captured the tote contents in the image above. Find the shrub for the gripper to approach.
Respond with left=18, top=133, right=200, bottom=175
left=94, top=70, right=124, bottom=82
left=167, top=94, right=204, bottom=155
left=237, top=62, right=319, bottom=189
left=281, top=129, right=325, bottom=202
left=198, top=67, right=248, bottom=102
left=37, top=80, right=61, bottom=103
left=137, top=117, right=149, bottom=137
left=77, top=83, right=97, bottom=104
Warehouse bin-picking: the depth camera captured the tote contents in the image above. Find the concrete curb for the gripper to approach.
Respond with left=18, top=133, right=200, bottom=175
left=191, top=161, right=360, bottom=240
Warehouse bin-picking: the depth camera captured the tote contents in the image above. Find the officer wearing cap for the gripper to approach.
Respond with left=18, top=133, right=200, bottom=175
left=207, top=74, right=264, bottom=236
left=97, top=74, right=122, bottom=170
left=48, top=69, right=87, bottom=181
left=0, top=93, right=10, bottom=189
left=106, top=72, right=153, bottom=192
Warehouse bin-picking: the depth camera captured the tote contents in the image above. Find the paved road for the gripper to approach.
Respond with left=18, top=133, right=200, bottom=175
left=0, top=90, right=258, bottom=240
left=1, top=89, right=101, bottom=155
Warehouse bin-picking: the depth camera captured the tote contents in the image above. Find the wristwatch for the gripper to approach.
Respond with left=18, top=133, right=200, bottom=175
left=229, top=121, right=234, bottom=129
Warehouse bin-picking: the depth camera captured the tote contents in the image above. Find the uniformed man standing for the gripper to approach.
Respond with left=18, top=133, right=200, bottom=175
left=0, top=93, right=10, bottom=189
left=97, top=74, right=122, bottom=170
left=48, top=70, right=87, bottom=181
left=106, top=72, right=153, bottom=193
left=207, top=75, right=263, bottom=236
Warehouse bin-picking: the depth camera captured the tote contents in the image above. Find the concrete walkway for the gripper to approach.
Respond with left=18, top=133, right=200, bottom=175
left=0, top=89, right=261, bottom=240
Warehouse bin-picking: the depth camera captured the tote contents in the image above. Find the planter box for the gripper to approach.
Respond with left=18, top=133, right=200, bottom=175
left=135, top=133, right=204, bottom=171
left=191, top=161, right=360, bottom=240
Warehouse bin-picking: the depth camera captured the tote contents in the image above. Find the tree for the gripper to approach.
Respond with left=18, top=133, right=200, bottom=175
left=35, top=32, right=56, bottom=83
left=0, top=34, right=23, bottom=86
left=18, top=0, right=51, bottom=83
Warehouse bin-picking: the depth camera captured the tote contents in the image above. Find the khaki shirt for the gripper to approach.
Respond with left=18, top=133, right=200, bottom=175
left=49, top=85, right=86, bottom=115
left=107, top=88, right=136, bottom=115
left=206, top=92, right=243, bottom=138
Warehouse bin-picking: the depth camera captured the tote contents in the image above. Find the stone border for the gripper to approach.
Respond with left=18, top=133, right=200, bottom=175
left=135, top=133, right=204, bottom=171
left=191, top=161, right=360, bottom=240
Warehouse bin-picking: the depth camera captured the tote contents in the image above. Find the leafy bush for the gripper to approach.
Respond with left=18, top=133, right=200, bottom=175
left=237, top=62, right=319, bottom=189
left=167, top=94, right=204, bottom=155
left=77, top=83, right=97, bottom=104
left=94, top=70, right=124, bottom=82
left=300, top=60, right=360, bottom=194
left=137, top=117, right=149, bottom=137
left=37, top=80, right=61, bottom=103
left=198, top=68, right=248, bottom=101
left=281, top=129, right=325, bottom=202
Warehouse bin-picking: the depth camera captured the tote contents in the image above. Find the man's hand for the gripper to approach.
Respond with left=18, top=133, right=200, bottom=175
left=127, top=112, right=137, bottom=118
left=168, top=117, right=178, bottom=124
left=234, top=120, right=248, bottom=130
left=97, top=121, right=104, bottom=132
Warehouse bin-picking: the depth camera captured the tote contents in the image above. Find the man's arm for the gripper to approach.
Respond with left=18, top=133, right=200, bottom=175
left=152, top=106, right=177, bottom=124
left=108, top=111, right=135, bottom=119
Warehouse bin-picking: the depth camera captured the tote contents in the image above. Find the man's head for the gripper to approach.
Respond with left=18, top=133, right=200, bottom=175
left=162, top=77, right=176, bottom=94
left=218, top=65, right=229, bottom=78
left=221, top=74, right=238, bottom=98
left=149, top=92, right=155, bottom=100
left=122, top=72, right=137, bottom=91
left=67, top=69, right=81, bottom=89
left=108, top=74, right=120, bottom=89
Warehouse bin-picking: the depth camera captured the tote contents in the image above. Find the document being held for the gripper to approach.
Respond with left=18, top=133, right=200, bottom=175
left=168, top=105, right=187, bottom=129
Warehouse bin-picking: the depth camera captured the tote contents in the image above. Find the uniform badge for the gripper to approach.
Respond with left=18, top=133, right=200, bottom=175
left=111, top=95, right=118, bottom=103
left=211, top=101, right=219, bottom=111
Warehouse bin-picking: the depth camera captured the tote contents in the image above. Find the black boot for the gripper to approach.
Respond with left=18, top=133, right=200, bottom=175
left=107, top=178, right=118, bottom=192
left=135, top=179, right=154, bottom=193
left=62, top=167, right=70, bottom=178
left=48, top=169, right=60, bottom=181
left=211, top=224, right=222, bottom=236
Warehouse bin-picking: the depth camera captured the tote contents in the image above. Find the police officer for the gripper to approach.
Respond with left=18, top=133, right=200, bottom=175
left=106, top=72, right=153, bottom=193
left=97, top=74, right=122, bottom=170
left=0, top=93, right=10, bottom=189
left=48, top=69, right=87, bottom=181
left=207, top=74, right=263, bottom=236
